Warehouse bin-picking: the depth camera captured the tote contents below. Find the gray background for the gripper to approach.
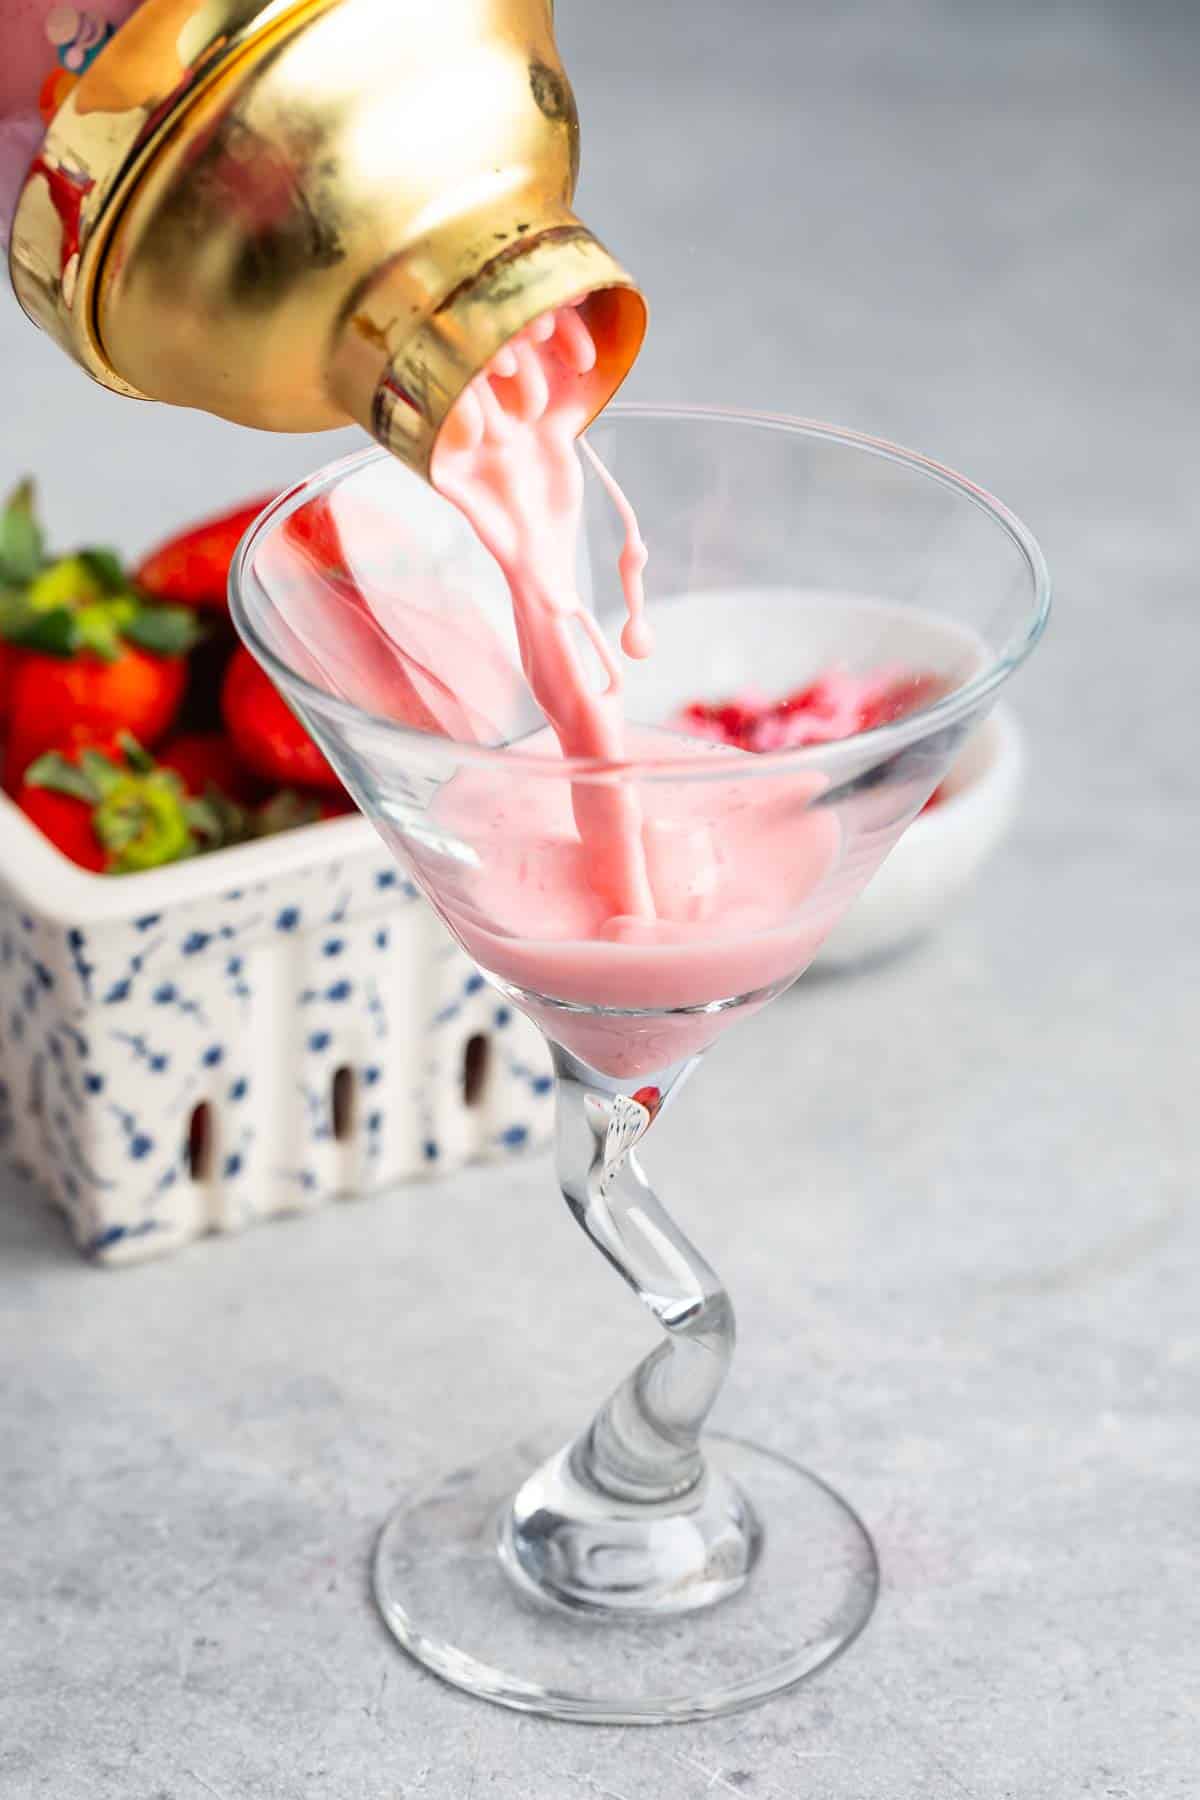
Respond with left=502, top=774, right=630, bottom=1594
left=2, top=1, right=1197, bottom=1795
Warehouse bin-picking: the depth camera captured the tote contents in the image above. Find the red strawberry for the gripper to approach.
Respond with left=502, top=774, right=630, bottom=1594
left=0, top=484, right=200, bottom=788
left=134, top=496, right=275, bottom=612
left=16, top=735, right=239, bottom=873
left=157, top=732, right=261, bottom=805
left=6, top=646, right=188, bottom=790
left=17, top=782, right=107, bottom=871
left=319, top=793, right=356, bottom=819
left=220, top=646, right=343, bottom=793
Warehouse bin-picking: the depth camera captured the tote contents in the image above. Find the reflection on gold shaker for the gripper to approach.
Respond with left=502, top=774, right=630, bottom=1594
left=8, top=0, right=646, bottom=476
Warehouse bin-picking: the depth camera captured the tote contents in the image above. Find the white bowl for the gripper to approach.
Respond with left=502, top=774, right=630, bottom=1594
left=623, top=584, right=1025, bottom=973
left=814, top=704, right=1023, bottom=969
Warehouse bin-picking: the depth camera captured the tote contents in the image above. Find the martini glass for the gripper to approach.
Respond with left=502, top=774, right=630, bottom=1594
left=230, top=408, right=1049, bottom=1724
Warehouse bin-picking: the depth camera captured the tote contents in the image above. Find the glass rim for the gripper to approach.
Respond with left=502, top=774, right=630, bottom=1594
left=228, top=403, right=1051, bottom=781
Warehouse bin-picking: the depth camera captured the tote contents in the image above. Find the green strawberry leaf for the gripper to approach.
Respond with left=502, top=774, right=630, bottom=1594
left=78, top=748, right=128, bottom=799
left=3, top=559, right=136, bottom=659
left=123, top=603, right=203, bottom=657
left=24, top=752, right=101, bottom=804
left=255, top=789, right=323, bottom=836
left=95, top=804, right=139, bottom=853
left=186, top=789, right=248, bottom=848
left=5, top=606, right=82, bottom=656
left=26, top=734, right=248, bottom=872
left=114, top=733, right=156, bottom=775
left=95, top=771, right=195, bottom=872
left=0, top=480, right=44, bottom=586
left=0, top=585, right=27, bottom=634
left=77, top=547, right=126, bottom=593
left=73, top=601, right=134, bottom=661
left=26, top=553, right=110, bottom=613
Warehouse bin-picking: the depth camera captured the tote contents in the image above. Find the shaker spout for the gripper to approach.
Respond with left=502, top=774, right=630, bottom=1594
left=7, top=0, right=646, bottom=475
left=329, top=218, right=647, bottom=476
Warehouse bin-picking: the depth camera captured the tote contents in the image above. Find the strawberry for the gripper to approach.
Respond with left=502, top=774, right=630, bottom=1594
left=16, top=782, right=107, bottom=872
left=1, top=543, right=200, bottom=669
left=0, top=481, right=199, bottom=787
left=319, top=792, right=356, bottom=819
left=0, top=479, right=43, bottom=591
left=220, top=646, right=344, bottom=793
left=5, top=646, right=189, bottom=789
left=17, top=735, right=241, bottom=874
left=0, top=480, right=43, bottom=726
left=254, top=788, right=356, bottom=834
left=134, top=496, right=275, bottom=612
left=157, top=732, right=261, bottom=805
left=158, top=731, right=355, bottom=835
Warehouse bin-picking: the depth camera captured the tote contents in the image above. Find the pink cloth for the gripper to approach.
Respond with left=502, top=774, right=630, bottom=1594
left=0, top=113, right=45, bottom=247
left=0, top=0, right=139, bottom=110
left=0, top=0, right=141, bottom=243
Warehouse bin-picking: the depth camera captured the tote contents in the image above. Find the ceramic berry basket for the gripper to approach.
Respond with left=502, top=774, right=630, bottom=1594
left=0, top=796, right=553, bottom=1265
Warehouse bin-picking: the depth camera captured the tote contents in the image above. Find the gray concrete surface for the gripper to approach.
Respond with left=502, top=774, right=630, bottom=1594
left=2, top=1, right=1197, bottom=1794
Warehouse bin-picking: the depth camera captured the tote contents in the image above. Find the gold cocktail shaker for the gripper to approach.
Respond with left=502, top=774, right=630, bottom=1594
left=8, top=0, right=646, bottom=476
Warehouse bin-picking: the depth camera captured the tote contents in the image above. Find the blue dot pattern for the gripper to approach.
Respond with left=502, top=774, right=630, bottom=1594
left=0, top=845, right=553, bottom=1263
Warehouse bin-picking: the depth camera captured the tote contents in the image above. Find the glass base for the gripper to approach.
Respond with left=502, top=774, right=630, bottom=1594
left=373, top=1432, right=879, bottom=1724
left=499, top=1432, right=763, bottom=1617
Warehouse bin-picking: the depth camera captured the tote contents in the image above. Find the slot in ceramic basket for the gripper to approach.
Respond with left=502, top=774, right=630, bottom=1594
left=0, top=799, right=553, bottom=1265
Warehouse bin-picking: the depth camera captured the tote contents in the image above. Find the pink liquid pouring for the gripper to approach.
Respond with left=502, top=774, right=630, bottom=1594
left=433, top=304, right=657, bottom=921
left=417, top=304, right=846, bottom=1073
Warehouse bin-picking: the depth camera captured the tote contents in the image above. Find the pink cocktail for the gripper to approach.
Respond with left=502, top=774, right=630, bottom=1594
left=231, top=405, right=1049, bottom=1723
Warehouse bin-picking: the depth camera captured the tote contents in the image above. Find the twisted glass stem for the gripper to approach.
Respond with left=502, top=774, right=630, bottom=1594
left=499, top=1040, right=758, bottom=1616
left=552, top=1044, right=734, bottom=1505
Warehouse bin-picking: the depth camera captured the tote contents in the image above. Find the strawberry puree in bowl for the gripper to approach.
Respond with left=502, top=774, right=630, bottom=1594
left=664, top=666, right=1024, bottom=970
left=674, top=668, right=949, bottom=753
